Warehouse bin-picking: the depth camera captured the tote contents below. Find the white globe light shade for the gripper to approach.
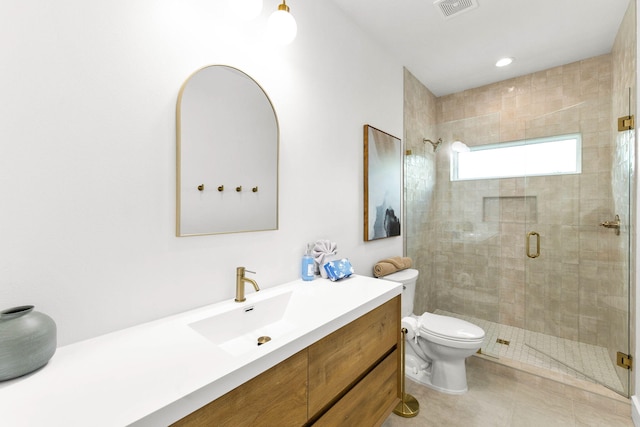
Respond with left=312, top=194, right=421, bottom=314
left=451, top=141, right=470, bottom=152
left=267, top=9, right=297, bottom=45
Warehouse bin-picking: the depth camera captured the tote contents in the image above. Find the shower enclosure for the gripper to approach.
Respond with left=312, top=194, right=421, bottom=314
left=404, top=33, right=635, bottom=396
left=519, top=85, right=633, bottom=395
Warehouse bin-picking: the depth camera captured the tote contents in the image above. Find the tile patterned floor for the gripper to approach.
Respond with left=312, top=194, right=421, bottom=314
left=382, top=357, right=633, bottom=427
left=435, top=310, right=625, bottom=394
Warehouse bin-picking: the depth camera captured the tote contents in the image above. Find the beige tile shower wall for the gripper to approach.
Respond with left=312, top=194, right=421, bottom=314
left=430, top=54, right=616, bottom=346
left=611, top=0, right=636, bottom=394
left=404, top=2, right=635, bottom=395
left=403, top=68, right=438, bottom=314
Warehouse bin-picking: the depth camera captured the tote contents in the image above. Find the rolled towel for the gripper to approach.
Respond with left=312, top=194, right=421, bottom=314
left=382, top=256, right=412, bottom=269
left=373, top=256, right=413, bottom=277
left=373, top=261, right=398, bottom=277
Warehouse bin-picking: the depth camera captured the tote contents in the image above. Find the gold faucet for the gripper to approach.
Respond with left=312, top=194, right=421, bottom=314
left=235, top=267, right=260, bottom=302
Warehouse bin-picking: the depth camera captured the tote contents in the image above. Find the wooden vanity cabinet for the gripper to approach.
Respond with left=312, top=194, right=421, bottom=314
left=171, top=350, right=308, bottom=427
left=312, top=349, right=398, bottom=426
left=307, top=296, right=400, bottom=422
left=171, top=296, right=400, bottom=427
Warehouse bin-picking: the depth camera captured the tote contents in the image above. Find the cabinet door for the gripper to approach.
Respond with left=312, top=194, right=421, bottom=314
left=308, top=296, right=399, bottom=417
left=171, top=350, right=308, bottom=427
left=313, top=349, right=398, bottom=427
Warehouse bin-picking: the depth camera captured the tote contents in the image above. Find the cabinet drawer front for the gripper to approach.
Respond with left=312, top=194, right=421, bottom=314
left=171, top=350, right=308, bottom=427
left=308, top=296, right=399, bottom=416
left=313, top=349, right=399, bottom=427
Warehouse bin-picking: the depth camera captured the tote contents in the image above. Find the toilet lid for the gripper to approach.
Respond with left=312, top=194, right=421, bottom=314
left=382, top=268, right=419, bottom=283
left=418, top=312, right=485, bottom=342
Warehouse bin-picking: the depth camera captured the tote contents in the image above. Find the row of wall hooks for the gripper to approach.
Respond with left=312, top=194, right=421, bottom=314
left=197, top=184, right=258, bottom=193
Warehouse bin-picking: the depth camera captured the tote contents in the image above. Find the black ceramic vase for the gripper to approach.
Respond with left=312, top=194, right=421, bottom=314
left=0, top=305, right=57, bottom=381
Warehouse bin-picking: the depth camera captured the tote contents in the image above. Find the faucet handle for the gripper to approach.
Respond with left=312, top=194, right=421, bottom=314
left=236, top=266, right=256, bottom=275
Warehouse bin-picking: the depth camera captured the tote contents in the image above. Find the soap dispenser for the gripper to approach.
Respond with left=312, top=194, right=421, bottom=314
left=301, top=243, right=315, bottom=281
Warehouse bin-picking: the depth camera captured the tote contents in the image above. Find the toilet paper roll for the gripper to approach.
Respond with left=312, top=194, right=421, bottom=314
left=401, top=316, right=418, bottom=340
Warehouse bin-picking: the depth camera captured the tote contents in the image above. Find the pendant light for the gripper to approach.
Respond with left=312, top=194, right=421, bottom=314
left=267, top=1, right=297, bottom=45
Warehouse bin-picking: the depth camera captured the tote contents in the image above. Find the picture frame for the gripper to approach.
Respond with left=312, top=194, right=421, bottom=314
left=363, top=124, right=402, bottom=241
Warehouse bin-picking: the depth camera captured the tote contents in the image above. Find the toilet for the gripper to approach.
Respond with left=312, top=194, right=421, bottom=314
left=383, top=269, right=485, bottom=394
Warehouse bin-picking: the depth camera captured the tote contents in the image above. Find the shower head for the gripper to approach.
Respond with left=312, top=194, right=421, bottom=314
left=424, top=138, right=442, bottom=152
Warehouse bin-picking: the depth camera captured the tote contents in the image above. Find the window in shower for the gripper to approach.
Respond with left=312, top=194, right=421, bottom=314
left=450, top=133, right=582, bottom=181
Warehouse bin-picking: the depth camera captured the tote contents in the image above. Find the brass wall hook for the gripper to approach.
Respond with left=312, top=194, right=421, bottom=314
left=197, top=184, right=205, bottom=191
left=236, top=186, right=242, bottom=192
left=218, top=185, right=224, bottom=192
left=252, top=186, right=258, bottom=193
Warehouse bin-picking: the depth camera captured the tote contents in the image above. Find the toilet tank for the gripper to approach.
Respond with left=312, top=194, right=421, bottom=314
left=381, top=268, right=419, bottom=317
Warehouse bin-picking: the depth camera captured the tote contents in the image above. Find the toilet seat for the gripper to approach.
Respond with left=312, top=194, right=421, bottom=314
left=418, top=312, right=485, bottom=343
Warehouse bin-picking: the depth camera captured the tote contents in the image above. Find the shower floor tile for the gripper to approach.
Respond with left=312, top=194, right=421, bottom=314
left=434, top=310, right=625, bottom=394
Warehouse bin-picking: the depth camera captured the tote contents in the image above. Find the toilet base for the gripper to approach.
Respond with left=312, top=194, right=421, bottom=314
left=404, top=354, right=469, bottom=395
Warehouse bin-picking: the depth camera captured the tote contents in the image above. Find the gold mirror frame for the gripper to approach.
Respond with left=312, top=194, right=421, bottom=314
left=176, top=65, right=279, bottom=236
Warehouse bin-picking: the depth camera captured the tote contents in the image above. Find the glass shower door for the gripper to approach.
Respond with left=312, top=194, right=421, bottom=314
left=523, top=88, right=633, bottom=396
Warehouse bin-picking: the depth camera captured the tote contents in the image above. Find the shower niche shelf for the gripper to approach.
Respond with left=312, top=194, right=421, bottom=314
left=483, top=196, right=537, bottom=223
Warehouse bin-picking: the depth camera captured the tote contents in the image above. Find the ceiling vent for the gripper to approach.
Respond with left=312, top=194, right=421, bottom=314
left=433, top=0, right=478, bottom=19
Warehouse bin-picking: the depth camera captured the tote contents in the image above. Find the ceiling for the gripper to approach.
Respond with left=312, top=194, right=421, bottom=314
left=329, top=0, right=631, bottom=96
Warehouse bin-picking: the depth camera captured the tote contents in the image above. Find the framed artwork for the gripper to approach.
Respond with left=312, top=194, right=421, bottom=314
left=363, top=124, right=402, bottom=241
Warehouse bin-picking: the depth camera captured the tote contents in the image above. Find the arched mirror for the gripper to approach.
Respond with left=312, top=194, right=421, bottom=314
left=176, top=65, right=279, bottom=236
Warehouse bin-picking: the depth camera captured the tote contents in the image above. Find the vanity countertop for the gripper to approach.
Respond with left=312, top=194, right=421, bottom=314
left=0, top=275, right=401, bottom=426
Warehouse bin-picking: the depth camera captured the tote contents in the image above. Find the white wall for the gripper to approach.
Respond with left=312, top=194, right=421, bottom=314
left=0, top=0, right=404, bottom=346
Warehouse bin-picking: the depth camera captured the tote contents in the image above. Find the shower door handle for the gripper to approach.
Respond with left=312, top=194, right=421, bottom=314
left=526, top=231, right=540, bottom=259
left=600, top=215, right=621, bottom=235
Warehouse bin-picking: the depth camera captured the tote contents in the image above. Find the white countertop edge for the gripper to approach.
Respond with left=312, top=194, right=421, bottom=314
left=134, top=278, right=401, bottom=426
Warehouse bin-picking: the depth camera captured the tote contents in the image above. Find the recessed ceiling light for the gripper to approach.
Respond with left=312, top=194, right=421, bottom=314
left=496, top=57, right=514, bottom=67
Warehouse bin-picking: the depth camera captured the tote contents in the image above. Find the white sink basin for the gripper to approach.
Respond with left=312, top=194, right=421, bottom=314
left=189, top=290, right=296, bottom=355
